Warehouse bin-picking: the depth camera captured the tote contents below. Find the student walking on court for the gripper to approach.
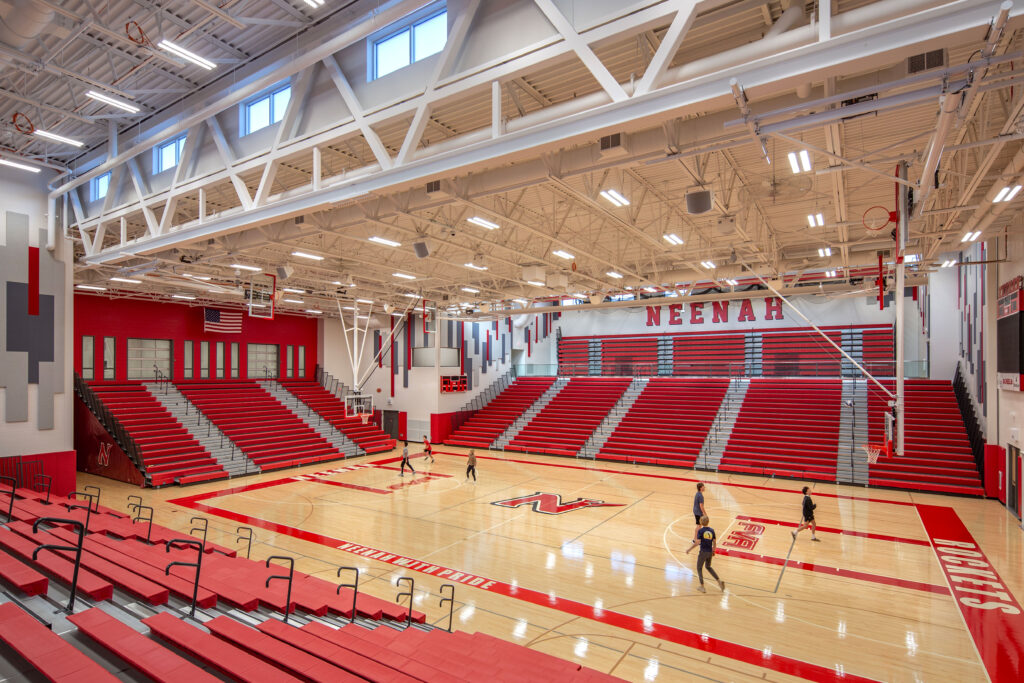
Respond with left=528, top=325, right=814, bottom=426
left=423, top=436, right=434, bottom=463
left=466, top=449, right=477, bottom=481
left=693, top=483, right=707, bottom=525
left=792, top=486, right=820, bottom=541
left=400, top=442, right=416, bottom=476
left=686, top=514, right=725, bottom=593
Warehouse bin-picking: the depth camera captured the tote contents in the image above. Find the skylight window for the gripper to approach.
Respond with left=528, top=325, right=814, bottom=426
left=154, top=135, right=186, bottom=174
left=244, top=85, right=291, bottom=135
left=372, top=9, right=447, bottom=80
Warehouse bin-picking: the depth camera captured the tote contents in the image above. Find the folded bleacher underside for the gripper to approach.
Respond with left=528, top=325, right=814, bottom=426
left=0, top=488, right=621, bottom=681
left=279, top=379, right=397, bottom=453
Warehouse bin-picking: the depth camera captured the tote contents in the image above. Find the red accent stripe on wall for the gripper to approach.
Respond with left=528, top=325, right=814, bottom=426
left=27, top=246, right=39, bottom=316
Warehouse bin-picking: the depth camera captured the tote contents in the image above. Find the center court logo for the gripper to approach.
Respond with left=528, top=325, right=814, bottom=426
left=491, top=491, right=625, bottom=515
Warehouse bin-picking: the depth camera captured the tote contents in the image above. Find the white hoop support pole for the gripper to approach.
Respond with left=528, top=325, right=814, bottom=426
left=753, top=274, right=895, bottom=400
left=353, top=301, right=418, bottom=390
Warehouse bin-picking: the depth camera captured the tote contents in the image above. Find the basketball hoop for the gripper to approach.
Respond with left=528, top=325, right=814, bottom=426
left=358, top=413, right=371, bottom=425
left=862, top=205, right=894, bottom=231
left=862, top=444, right=882, bottom=464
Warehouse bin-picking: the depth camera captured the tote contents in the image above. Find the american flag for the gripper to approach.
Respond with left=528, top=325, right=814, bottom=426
left=204, top=308, right=242, bottom=333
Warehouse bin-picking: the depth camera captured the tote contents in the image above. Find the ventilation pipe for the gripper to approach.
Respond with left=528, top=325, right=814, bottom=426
left=0, top=0, right=54, bottom=49
left=764, top=4, right=805, bottom=39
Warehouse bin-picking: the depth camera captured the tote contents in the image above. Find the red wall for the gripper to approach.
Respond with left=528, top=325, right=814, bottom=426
left=73, top=294, right=318, bottom=382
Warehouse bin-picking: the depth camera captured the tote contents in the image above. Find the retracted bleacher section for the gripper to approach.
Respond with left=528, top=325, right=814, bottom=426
left=0, top=485, right=623, bottom=682
left=597, top=378, right=730, bottom=466
left=507, top=377, right=631, bottom=456
left=445, top=376, right=555, bottom=447
left=718, top=378, right=843, bottom=480
left=178, top=381, right=346, bottom=471
left=865, top=380, right=984, bottom=495
left=279, top=379, right=396, bottom=453
left=89, top=383, right=227, bottom=487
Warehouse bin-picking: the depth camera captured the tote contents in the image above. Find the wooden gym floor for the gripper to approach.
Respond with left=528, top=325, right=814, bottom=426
left=81, top=446, right=1024, bottom=682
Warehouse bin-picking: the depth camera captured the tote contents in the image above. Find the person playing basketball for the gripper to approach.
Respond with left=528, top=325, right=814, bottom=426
left=466, top=449, right=477, bottom=481
left=693, top=482, right=707, bottom=526
left=792, top=486, right=820, bottom=541
left=423, top=436, right=434, bottom=463
left=686, top=514, right=725, bottom=593
left=400, top=442, right=416, bottom=476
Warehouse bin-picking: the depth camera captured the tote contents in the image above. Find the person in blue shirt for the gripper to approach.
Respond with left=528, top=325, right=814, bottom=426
left=693, top=482, right=706, bottom=526
left=686, top=514, right=725, bottom=593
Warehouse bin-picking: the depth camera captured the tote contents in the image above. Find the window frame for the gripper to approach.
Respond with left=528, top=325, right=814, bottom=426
left=216, top=342, right=225, bottom=379
left=230, top=342, right=239, bottom=378
left=184, top=340, right=194, bottom=379
left=200, top=341, right=209, bottom=379
left=242, top=83, right=292, bottom=136
left=154, top=135, right=186, bottom=174
left=370, top=6, right=447, bottom=81
left=103, top=336, right=116, bottom=380
left=90, top=172, right=111, bottom=202
left=81, top=336, right=95, bottom=380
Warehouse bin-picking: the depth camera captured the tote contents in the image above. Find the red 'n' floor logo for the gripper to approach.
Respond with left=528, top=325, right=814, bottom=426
left=491, top=492, right=625, bottom=515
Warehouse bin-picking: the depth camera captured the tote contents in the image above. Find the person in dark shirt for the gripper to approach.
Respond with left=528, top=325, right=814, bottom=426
left=686, top=514, right=725, bottom=593
left=792, top=486, right=820, bottom=541
left=466, top=449, right=477, bottom=481
left=693, top=483, right=706, bottom=526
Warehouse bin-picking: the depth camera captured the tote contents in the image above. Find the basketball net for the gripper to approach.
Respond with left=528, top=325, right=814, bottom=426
left=359, top=413, right=371, bottom=425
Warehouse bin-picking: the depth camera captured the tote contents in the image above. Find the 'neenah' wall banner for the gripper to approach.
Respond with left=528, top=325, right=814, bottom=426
left=644, top=298, right=784, bottom=327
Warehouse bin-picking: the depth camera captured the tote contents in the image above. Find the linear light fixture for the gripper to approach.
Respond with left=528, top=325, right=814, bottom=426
left=0, top=158, right=41, bottom=173
left=961, top=231, right=982, bottom=243
left=818, top=247, right=832, bottom=257
left=527, top=280, right=545, bottom=287
left=172, top=294, right=196, bottom=300
left=356, top=298, right=373, bottom=304
left=993, top=185, right=1022, bottom=203
left=403, top=293, right=421, bottom=298
left=599, top=189, right=630, bottom=207
left=643, top=286, right=657, bottom=293
left=825, top=270, right=837, bottom=277
left=663, top=233, right=683, bottom=246
left=700, top=261, right=716, bottom=269
left=303, top=0, right=325, bottom=7
left=393, top=272, right=416, bottom=280
left=34, top=129, right=84, bottom=147
left=282, top=287, right=304, bottom=293
left=464, top=263, right=488, bottom=271
left=75, top=284, right=106, bottom=291
left=291, top=250, right=324, bottom=261
left=606, top=271, right=623, bottom=279
left=306, top=309, right=323, bottom=314
left=184, top=273, right=211, bottom=281
left=283, top=298, right=304, bottom=304
left=468, top=216, right=499, bottom=230
left=158, top=39, right=216, bottom=70
left=109, top=277, right=141, bottom=284
left=788, top=150, right=812, bottom=174
left=462, top=287, right=480, bottom=293
left=725, top=279, right=738, bottom=286
left=514, top=298, right=529, bottom=305
left=807, top=213, right=824, bottom=228
left=369, top=236, right=401, bottom=247
left=230, top=263, right=262, bottom=272
left=342, top=306, right=355, bottom=311
left=552, top=250, right=574, bottom=260
left=941, top=260, right=958, bottom=268
left=357, top=315, right=368, bottom=320
left=85, top=90, right=140, bottom=113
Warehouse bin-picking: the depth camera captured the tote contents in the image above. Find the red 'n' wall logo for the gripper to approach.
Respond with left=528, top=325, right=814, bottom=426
left=97, top=442, right=112, bottom=468
left=491, top=492, right=625, bottom=515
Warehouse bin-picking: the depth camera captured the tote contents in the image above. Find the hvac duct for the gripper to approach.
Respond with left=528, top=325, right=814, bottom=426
left=0, top=0, right=53, bottom=49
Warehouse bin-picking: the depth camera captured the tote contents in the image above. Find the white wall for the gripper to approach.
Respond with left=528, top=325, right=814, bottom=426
left=929, top=267, right=960, bottom=380
left=0, top=168, right=74, bottom=458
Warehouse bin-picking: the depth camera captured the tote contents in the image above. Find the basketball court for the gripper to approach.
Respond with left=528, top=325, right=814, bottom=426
left=78, top=446, right=1023, bottom=682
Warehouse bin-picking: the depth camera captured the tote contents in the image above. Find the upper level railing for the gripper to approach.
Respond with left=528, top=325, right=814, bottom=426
left=521, top=360, right=928, bottom=379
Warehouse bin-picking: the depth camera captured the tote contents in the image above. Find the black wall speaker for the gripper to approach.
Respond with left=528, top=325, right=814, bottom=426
left=413, top=242, right=430, bottom=259
left=276, top=265, right=295, bottom=280
left=685, top=189, right=713, bottom=215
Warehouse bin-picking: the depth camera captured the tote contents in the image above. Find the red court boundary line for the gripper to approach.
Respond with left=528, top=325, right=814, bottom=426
left=432, top=450, right=916, bottom=506
left=734, top=515, right=932, bottom=546
left=310, top=479, right=391, bottom=495
left=166, top=492, right=878, bottom=683
left=715, top=548, right=948, bottom=595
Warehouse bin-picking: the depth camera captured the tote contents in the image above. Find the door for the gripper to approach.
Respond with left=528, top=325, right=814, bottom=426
left=382, top=410, right=399, bottom=439
left=1009, top=445, right=1021, bottom=519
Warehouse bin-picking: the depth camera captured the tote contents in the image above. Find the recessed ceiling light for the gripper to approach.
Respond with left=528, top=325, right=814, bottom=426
left=231, top=264, right=262, bottom=272
left=172, top=294, right=196, bottom=300
left=394, top=272, right=416, bottom=280
left=306, top=309, right=323, bottom=314
left=993, top=185, right=1022, bottom=203
left=552, top=250, right=574, bottom=260
left=356, top=298, right=373, bottom=304
left=941, top=260, right=957, bottom=268
left=818, top=247, right=832, bottom=257
left=282, top=287, right=304, bottom=293
left=158, top=39, right=216, bottom=70
left=292, top=251, right=324, bottom=261
left=467, top=216, right=499, bottom=230
left=599, top=189, right=630, bottom=207
left=606, top=271, right=623, bottom=279
left=283, top=298, right=304, bottom=304
left=75, top=284, right=106, bottom=291
left=462, top=287, right=480, bottom=293
left=0, top=158, right=41, bottom=173
left=700, top=261, right=716, bottom=269
left=109, top=277, right=141, bottom=284
left=369, top=236, right=401, bottom=247
left=34, top=129, right=84, bottom=147
left=807, top=213, right=825, bottom=228
left=663, top=233, right=683, bottom=246
left=799, top=150, right=811, bottom=172
left=85, top=90, right=140, bottom=113
left=961, top=231, right=982, bottom=243
left=527, top=280, right=545, bottom=287
left=464, top=263, right=488, bottom=271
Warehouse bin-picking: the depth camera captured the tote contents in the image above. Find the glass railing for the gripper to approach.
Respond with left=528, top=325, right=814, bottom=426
left=514, top=360, right=929, bottom=379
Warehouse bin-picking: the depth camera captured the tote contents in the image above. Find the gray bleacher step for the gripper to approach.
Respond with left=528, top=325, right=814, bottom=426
left=146, top=382, right=261, bottom=477
left=260, top=381, right=364, bottom=457
left=578, top=377, right=647, bottom=459
left=837, top=379, right=870, bottom=485
left=491, top=377, right=569, bottom=450
left=697, top=378, right=750, bottom=471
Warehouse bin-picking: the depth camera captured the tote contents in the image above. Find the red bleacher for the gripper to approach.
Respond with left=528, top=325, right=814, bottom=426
left=177, top=381, right=345, bottom=471
left=507, top=377, right=632, bottom=456
left=89, top=383, right=227, bottom=486
left=445, top=376, right=556, bottom=448
left=279, top=379, right=396, bottom=453
left=719, top=379, right=843, bottom=481
left=597, top=378, right=730, bottom=466
left=866, top=380, right=984, bottom=495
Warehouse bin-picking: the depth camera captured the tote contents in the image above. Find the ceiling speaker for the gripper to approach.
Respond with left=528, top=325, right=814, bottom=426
left=413, top=242, right=430, bottom=259
left=686, top=189, right=713, bottom=215
left=276, top=265, right=295, bottom=280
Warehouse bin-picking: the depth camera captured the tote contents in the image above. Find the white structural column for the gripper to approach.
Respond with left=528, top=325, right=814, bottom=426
left=895, top=161, right=908, bottom=456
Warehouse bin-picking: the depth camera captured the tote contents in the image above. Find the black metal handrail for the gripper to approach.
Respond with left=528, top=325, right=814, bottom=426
left=953, top=362, right=986, bottom=486
left=165, top=538, right=204, bottom=619
left=265, top=556, right=295, bottom=623
left=32, top=474, right=52, bottom=503
left=130, top=504, right=155, bottom=543
left=33, top=518, right=86, bottom=612
left=1, top=475, right=15, bottom=522
left=236, top=526, right=254, bottom=559
left=336, top=566, right=359, bottom=624
left=74, top=373, right=148, bottom=477
left=395, top=576, right=414, bottom=628
left=439, top=583, right=455, bottom=632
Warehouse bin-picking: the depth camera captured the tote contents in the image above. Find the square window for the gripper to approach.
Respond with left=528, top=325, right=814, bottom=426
left=90, top=172, right=111, bottom=202
left=155, top=135, right=186, bottom=173
left=413, top=12, right=447, bottom=61
left=243, top=85, right=291, bottom=135
left=272, top=88, right=290, bottom=124
left=247, top=97, right=271, bottom=133
left=375, top=29, right=410, bottom=78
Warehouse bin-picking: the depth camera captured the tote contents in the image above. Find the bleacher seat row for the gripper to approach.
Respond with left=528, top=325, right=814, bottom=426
left=445, top=376, right=555, bottom=448
left=279, top=379, right=397, bottom=453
